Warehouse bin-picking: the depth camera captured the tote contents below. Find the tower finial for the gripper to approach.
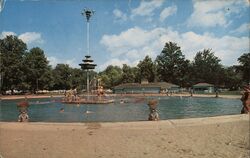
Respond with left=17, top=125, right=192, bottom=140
left=82, top=8, right=95, bottom=22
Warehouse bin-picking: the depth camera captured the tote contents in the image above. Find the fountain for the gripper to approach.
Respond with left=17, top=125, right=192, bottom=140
left=62, top=8, right=114, bottom=104
left=79, top=8, right=96, bottom=97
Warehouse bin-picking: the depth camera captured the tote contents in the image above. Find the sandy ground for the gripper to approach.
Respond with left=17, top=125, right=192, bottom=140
left=0, top=114, right=249, bottom=158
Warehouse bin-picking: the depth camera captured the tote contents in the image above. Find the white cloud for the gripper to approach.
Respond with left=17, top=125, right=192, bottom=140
left=98, top=58, right=140, bottom=71
left=100, top=27, right=164, bottom=58
left=18, top=32, right=43, bottom=44
left=231, top=23, right=250, bottom=34
left=0, top=0, right=6, bottom=13
left=131, top=0, right=164, bottom=18
left=0, top=31, right=16, bottom=38
left=1, top=31, right=44, bottom=45
left=48, top=56, right=78, bottom=68
left=100, top=26, right=249, bottom=70
left=47, top=56, right=58, bottom=67
left=113, top=9, right=127, bottom=22
left=179, top=32, right=249, bottom=64
left=160, top=5, right=177, bottom=22
left=187, top=0, right=249, bottom=28
left=98, top=58, right=131, bottom=71
left=65, top=59, right=78, bottom=67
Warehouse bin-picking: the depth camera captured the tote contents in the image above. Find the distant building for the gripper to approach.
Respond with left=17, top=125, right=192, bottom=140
left=192, top=83, right=215, bottom=93
left=113, top=82, right=179, bottom=94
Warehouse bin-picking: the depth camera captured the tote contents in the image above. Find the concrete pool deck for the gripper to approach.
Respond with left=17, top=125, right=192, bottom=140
left=0, top=114, right=249, bottom=158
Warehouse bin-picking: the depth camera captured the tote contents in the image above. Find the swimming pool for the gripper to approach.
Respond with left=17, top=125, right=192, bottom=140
left=0, top=96, right=242, bottom=122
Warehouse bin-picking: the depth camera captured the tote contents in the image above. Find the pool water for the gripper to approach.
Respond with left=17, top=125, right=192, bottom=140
left=0, top=96, right=242, bottom=122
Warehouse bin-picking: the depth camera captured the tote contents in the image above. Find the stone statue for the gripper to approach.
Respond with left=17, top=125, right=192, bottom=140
left=148, top=99, right=160, bottom=121
left=241, top=85, right=250, bottom=114
left=18, top=111, right=29, bottom=122
left=17, top=97, right=29, bottom=122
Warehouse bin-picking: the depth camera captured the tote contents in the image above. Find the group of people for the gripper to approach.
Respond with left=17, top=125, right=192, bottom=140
left=63, top=89, right=80, bottom=102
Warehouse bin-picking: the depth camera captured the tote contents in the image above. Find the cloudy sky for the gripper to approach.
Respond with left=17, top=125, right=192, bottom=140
left=0, top=0, right=249, bottom=71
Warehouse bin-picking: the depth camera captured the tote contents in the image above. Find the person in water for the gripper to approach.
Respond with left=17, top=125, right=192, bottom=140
left=60, top=108, right=64, bottom=113
left=120, top=99, right=124, bottom=104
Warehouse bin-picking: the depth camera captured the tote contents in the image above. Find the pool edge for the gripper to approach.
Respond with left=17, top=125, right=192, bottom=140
left=0, top=114, right=248, bottom=130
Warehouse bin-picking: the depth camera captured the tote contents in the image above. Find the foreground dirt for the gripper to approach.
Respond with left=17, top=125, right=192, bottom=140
left=0, top=115, right=249, bottom=158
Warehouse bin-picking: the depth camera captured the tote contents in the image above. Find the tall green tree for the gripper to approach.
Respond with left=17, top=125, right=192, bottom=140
left=237, top=53, right=250, bottom=84
left=0, top=35, right=27, bottom=94
left=52, top=64, right=72, bottom=90
left=192, top=49, right=223, bottom=86
left=132, top=66, right=140, bottom=83
left=39, top=65, right=54, bottom=90
left=223, top=66, right=242, bottom=90
left=156, top=42, right=189, bottom=86
left=121, top=64, right=137, bottom=83
left=70, top=68, right=86, bottom=90
left=23, top=47, right=50, bottom=93
left=137, top=55, right=156, bottom=82
left=99, top=65, right=122, bottom=88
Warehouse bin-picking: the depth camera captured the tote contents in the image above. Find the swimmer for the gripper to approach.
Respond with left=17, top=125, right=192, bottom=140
left=85, top=110, right=94, bottom=114
left=60, top=108, right=64, bottom=113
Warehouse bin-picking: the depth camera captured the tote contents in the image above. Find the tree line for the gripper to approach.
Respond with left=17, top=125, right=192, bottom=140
left=0, top=35, right=249, bottom=94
